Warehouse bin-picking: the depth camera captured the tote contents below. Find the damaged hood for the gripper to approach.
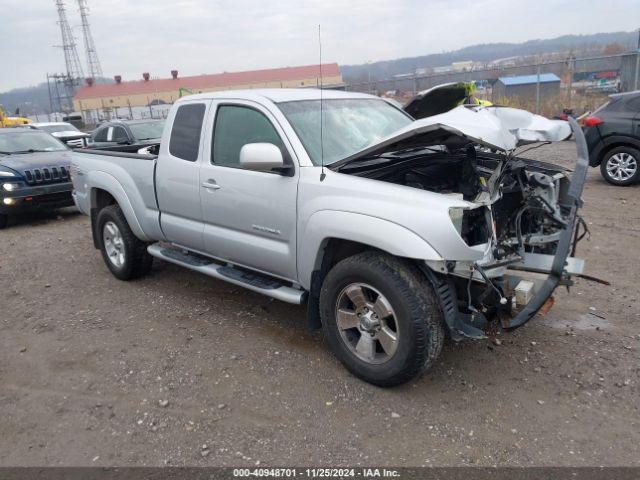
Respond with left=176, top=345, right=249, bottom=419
left=332, top=105, right=572, bottom=169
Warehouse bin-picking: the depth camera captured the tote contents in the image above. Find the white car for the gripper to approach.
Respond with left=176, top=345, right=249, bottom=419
left=31, top=122, right=90, bottom=148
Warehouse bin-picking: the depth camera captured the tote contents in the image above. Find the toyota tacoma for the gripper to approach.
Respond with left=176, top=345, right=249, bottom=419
left=70, top=87, right=588, bottom=386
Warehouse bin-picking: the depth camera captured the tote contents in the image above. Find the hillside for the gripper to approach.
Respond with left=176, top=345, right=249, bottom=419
left=0, top=78, right=112, bottom=117
left=2, top=31, right=637, bottom=114
left=341, top=31, right=638, bottom=82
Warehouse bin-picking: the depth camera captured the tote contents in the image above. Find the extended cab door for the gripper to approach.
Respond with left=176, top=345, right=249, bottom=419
left=199, top=101, right=299, bottom=281
left=156, top=100, right=210, bottom=251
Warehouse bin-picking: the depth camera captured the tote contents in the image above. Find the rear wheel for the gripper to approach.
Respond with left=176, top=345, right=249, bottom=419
left=96, top=205, right=152, bottom=280
left=319, top=251, right=444, bottom=387
left=600, top=146, right=640, bottom=186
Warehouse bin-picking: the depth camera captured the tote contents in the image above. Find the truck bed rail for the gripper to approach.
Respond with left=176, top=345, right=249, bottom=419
left=74, top=149, right=157, bottom=161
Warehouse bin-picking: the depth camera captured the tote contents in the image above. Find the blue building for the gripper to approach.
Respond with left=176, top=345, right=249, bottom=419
left=494, top=73, right=561, bottom=101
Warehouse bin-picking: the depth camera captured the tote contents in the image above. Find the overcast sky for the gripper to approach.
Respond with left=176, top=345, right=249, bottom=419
left=1, top=0, right=639, bottom=92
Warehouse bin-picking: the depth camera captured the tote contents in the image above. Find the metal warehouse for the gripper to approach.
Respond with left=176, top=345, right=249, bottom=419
left=493, top=73, right=561, bottom=101
left=73, top=63, right=343, bottom=119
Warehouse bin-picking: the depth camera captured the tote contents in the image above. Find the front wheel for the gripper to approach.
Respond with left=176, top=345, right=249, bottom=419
left=0, top=214, right=7, bottom=230
left=319, top=252, right=444, bottom=387
left=96, top=205, right=153, bottom=280
left=600, top=146, right=640, bottom=186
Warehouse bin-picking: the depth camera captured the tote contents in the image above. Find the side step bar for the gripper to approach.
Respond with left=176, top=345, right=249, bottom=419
left=147, top=243, right=307, bottom=305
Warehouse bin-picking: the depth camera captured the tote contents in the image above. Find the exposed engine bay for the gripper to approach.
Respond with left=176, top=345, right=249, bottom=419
left=345, top=145, right=577, bottom=254
left=334, top=129, right=589, bottom=340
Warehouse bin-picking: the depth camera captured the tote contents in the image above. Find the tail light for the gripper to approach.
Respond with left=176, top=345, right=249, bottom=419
left=582, top=116, right=603, bottom=127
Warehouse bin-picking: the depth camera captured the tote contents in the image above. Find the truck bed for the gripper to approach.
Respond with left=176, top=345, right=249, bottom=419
left=72, top=149, right=162, bottom=241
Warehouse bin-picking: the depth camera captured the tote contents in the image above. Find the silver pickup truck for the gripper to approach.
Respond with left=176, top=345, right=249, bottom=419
left=71, top=87, right=588, bottom=386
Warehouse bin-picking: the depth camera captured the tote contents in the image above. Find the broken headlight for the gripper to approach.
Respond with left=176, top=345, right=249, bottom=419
left=449, top=206, right=491, bottom=246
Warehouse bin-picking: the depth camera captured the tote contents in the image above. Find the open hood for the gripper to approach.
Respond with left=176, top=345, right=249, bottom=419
left=332, top=105, right=572, bottom=170
left=403, top=82, right=470, bottom=119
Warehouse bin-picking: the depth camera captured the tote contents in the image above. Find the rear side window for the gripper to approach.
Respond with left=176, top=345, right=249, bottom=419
left=169, top=103, right=206, bottom=161
left=112, top=126, right=129, bottom=142
left=212, top=105, right=284, bottom=167
left=93, top=126, right=108, bottom=142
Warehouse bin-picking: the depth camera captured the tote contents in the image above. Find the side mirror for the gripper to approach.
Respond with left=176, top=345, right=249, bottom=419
left=239, top=143, right=290, bottom=173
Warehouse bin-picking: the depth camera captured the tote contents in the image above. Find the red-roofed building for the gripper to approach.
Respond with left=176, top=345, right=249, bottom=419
left=73, top=63, right=343, bottom=114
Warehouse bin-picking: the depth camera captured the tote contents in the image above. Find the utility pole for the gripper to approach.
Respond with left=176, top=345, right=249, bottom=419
left=46, top=74, right=54, bottom=115
left=535, top=63, right=541, bottom=114
left=77, top=0, right=103, bottom=79
left=635, top=27, right=640, bottom=91
left=567, top=53, right=575, bottom=108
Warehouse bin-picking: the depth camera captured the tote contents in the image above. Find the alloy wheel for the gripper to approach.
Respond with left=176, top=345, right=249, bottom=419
left=103, top=221, right=125, bottom=268
left=335, top=283, right=399, bottom=364
left=606, top=152, right=638, bottom=181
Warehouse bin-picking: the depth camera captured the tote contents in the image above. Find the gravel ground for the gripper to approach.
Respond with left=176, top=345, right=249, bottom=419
left=0, top=141, right=638, bottom=467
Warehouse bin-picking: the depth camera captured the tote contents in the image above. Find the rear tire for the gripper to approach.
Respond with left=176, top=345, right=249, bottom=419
left=319, top=251, right=444, bottom=387
left=600, top=146, right=640, bottom=186
left=96, top=205, right=152, bottom=280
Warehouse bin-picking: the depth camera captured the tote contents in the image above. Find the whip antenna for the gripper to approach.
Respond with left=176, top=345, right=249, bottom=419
left=319, top=24, right=326, bottom=181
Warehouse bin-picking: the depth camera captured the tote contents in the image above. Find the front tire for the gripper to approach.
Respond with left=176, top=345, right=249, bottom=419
left=0, top=214, right=7, bottom=230
left=319, top=251, right=444, bottom=387
left=600, top=146, right=640, bottom=186
left=96, top=205, right=152, bottom=280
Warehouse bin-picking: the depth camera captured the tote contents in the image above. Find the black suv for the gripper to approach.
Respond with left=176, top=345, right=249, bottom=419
left=582, top=90, right=640, bottom=186
left=89, top=119, right=165, bottom=152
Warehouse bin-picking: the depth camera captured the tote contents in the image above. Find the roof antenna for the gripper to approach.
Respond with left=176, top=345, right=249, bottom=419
left=319, top=24, right=326, bottom=182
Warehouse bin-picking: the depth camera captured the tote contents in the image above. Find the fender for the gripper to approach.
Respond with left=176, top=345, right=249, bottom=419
left=298, top=210, right=442, bottom=289
left=87, top=170, right=151, bottom=241
left=589, top=134, right=640, bottom=166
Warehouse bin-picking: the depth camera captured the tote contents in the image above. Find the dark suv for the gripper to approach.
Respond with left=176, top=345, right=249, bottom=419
left=89, top=119, right=165, bottom=152
left=582, top=90, right=640, bottom=186
left=0, top=129, right=74, bottom=229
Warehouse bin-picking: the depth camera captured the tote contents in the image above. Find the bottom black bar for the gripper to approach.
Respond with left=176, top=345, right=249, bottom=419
left=0, top=467, right=638, bottom=480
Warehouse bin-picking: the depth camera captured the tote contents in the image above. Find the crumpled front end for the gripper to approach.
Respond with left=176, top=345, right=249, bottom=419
left=334, top=110, right=588, bottom=341
left=422, top=119, right=589, bottom=340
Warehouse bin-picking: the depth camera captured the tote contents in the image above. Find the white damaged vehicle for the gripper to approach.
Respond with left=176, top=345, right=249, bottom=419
left=71, top=87, right=588, bottom=386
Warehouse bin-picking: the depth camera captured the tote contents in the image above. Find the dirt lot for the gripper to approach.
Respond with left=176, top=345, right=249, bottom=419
left=0, top=141, right=638, bottom=467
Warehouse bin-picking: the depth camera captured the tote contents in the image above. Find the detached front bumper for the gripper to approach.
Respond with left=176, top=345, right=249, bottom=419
left=425, top=118, right=589, bottom=340
left=0, top=182, right=74, bottom=215
left=503, top=118, right=589, bottom=329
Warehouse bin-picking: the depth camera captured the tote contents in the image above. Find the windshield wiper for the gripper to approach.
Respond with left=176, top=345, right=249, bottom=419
left=7, top=149, right=57, bottom=154
left=334, top=156, right=396, bottom=172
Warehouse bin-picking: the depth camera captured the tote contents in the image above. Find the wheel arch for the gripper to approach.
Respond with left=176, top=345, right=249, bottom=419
left=300, top=211, right=442, bottom=329
left=593, top=135, right=640, bottom=166
left=87, top=171, right=150, bottom=246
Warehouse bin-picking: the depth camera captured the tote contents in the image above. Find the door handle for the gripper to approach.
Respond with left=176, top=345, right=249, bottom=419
left=201, top=179, right=221, bottom=190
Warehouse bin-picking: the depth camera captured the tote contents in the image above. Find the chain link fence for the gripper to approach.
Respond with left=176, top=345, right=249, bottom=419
left=343, top=51, right=640, bottom=116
